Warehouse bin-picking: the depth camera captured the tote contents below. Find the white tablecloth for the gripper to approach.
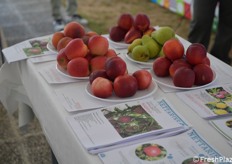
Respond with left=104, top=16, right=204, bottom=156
left=1, top=43, right=232, bottom=163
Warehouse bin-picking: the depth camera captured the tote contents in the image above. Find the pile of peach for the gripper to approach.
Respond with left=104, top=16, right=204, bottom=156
left=109, top=13, right=155, bottom=44
left=153, top=38, right=214, bottom=88
left=52, top=21, right=120, bottom=77
left=89, top=56, right=153, bottom=98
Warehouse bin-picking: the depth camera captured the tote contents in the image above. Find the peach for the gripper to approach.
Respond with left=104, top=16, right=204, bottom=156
left=114, top=74, right=138, bottom=98
left=65, top=38, right=88, bottom=60
left=134, top=13, right=150, bottom=32
left=89, top=70, right=108, bottom=84
left=169, top=59, right=192, bottom=78
left=109, top=26, right=127, bottom=42
left=57, top=37, right=72, bottom=52
left=186, top=43, right=207, bottom=66
left=173, top=67, right=195, bottom=88
left=67, top=57, right=90, bottom=77
left=82, top=31, right=99, bottom=45
left=105, top=56, right=127, bottom=81
left=91, top=77, right=113, bottom=98
left=105, top=49, right=118, bottom=58
left=153, top=57, right=172, bottom=77
left=56, top=48, right=69, bottom=70
left=132, top=70, right=152, bottom=90
left=202, top=56, right=211, bottom=66
left=193, top=64, right=214, bottom=86
left=117, top=13, right=134, bottom=31
left=90, top=56, right=108, bottom=72
left=124, top=27, right=142, bottom=44
left=52, top=31, right=65, bottom=49
left=63, top=21, right=85, bottom=38
left=163, top=38, right=184, bottom=61
left=88, top=35, right=109, bottom=56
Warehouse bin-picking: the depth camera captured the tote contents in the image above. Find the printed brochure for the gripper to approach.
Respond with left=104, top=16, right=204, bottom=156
left=176, top=84, right=232, bottom=119
left=67, top=97, right=190, bottom=154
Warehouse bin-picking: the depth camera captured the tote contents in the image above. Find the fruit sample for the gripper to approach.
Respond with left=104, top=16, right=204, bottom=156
left=82, top=31, right=99, bottom=45
left=163, top=38, right=184, bottom=61
left=141, top=35, right=161, bottom=59
left=113, top=75, right=138, bottom=98
left=134, top=13, right=150, bottom=32
left=52, top=31, right=65, bottom=49
left=131, top=45, right=150, bottom=62
left=151, top=26, right=175, bottom=45
left=153, top=57, right=172, bottom=77
left=91, top=77, right=113, bottom=98
left=133, top=70, right=152, bottom=90
left=173, top=67, right=195, bottom=88
left=127, top=38, right=142, bottom=53
left=143, top=26, right=155, bottom=36
left=88, top=35, right=109, bottom=56
left=89, top=70, right=108, bottom=84
left=117, top=13, right=134, bottom=31
left=57, top=37, right=72, bottom=52
left=105, top=56, right=127, bottom=81
left=109, top=26, right=127, bottom=42
left=105, top=49, right=118, bottom=58
left=65, top=38, right=88, bottom=60
left=186, top=43, right=207, bottom=65
left=193, top=64, right=214, bottom=85
left=56, top=48, right=69, bottom=70
left=67, top=57, right=90, bottom=77
left=90, top=56, right=107, bottom=72
left=169, top=59, right=191, bottom=78
left=124, top=27, right=142, bottom=44
left=63, top=21, right=85, bottom=39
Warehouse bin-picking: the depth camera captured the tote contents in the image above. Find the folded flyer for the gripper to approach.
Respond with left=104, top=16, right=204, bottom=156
left=210, top=116, right=232, bottom=141
left=176, top=84, right=232, bottom=119
left=98, top=129, right=224, bottom=164
left=2, top=35, right=54, bottom=63
left=67, top=97, right=190, bottom=154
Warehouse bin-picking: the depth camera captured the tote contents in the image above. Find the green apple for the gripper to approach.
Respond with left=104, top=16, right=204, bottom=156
left=131, top=45, right=150, bottom=62
left=151, top=26, right=175, bottom=45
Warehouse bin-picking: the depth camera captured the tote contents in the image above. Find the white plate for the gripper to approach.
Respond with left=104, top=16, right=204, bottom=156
left=47, top=41, right=57, bottom=53
left=126, top=53, right=154, bottom=66
left=106, top=35, right=129, bottom=49
left=85, top=80, right=158, bottom=102
left=151, top=69, right=217, bottom=90
left=56, top=64, right=89, bottom=80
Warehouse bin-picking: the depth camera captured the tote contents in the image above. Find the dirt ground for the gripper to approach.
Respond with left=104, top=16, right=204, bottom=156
left=77, top=0, right=232, bottom=60
left=77, top=0, right=191, bottom=39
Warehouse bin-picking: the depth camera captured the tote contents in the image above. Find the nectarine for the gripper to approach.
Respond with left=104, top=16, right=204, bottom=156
left=65, top=38, right=88, bottom=60
left=114, top=75, right=138, bottom=98
left=64, top=21, right=85, bottom=38
left=88, top=35, right=109, bottom=56
left=67, top=57, right=90, bottom=77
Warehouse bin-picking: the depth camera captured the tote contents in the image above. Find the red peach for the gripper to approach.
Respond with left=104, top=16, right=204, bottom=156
left=153, top=57, right=172, bottom=77
left=114, top=75, right=138, bottom=98
left=88, top=35, right=109, bottom=56
left=56, top=48, right=69, bottom=70
left=133, top=70, right=152, bottom=90
left=91, top=77, right=113, bottom=98
left=65, top=38, right=88, bottom=60
left=63, top=21, right=85, bottom=38
left=67, top=57, right=90, bottom=77
left=117, top=13, right=134, bottom=31
left=163, top=38, right=184, bottom=61
left=90, top=56, right=108, bottom=72
left=173, top=67, right=195, bottom=88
